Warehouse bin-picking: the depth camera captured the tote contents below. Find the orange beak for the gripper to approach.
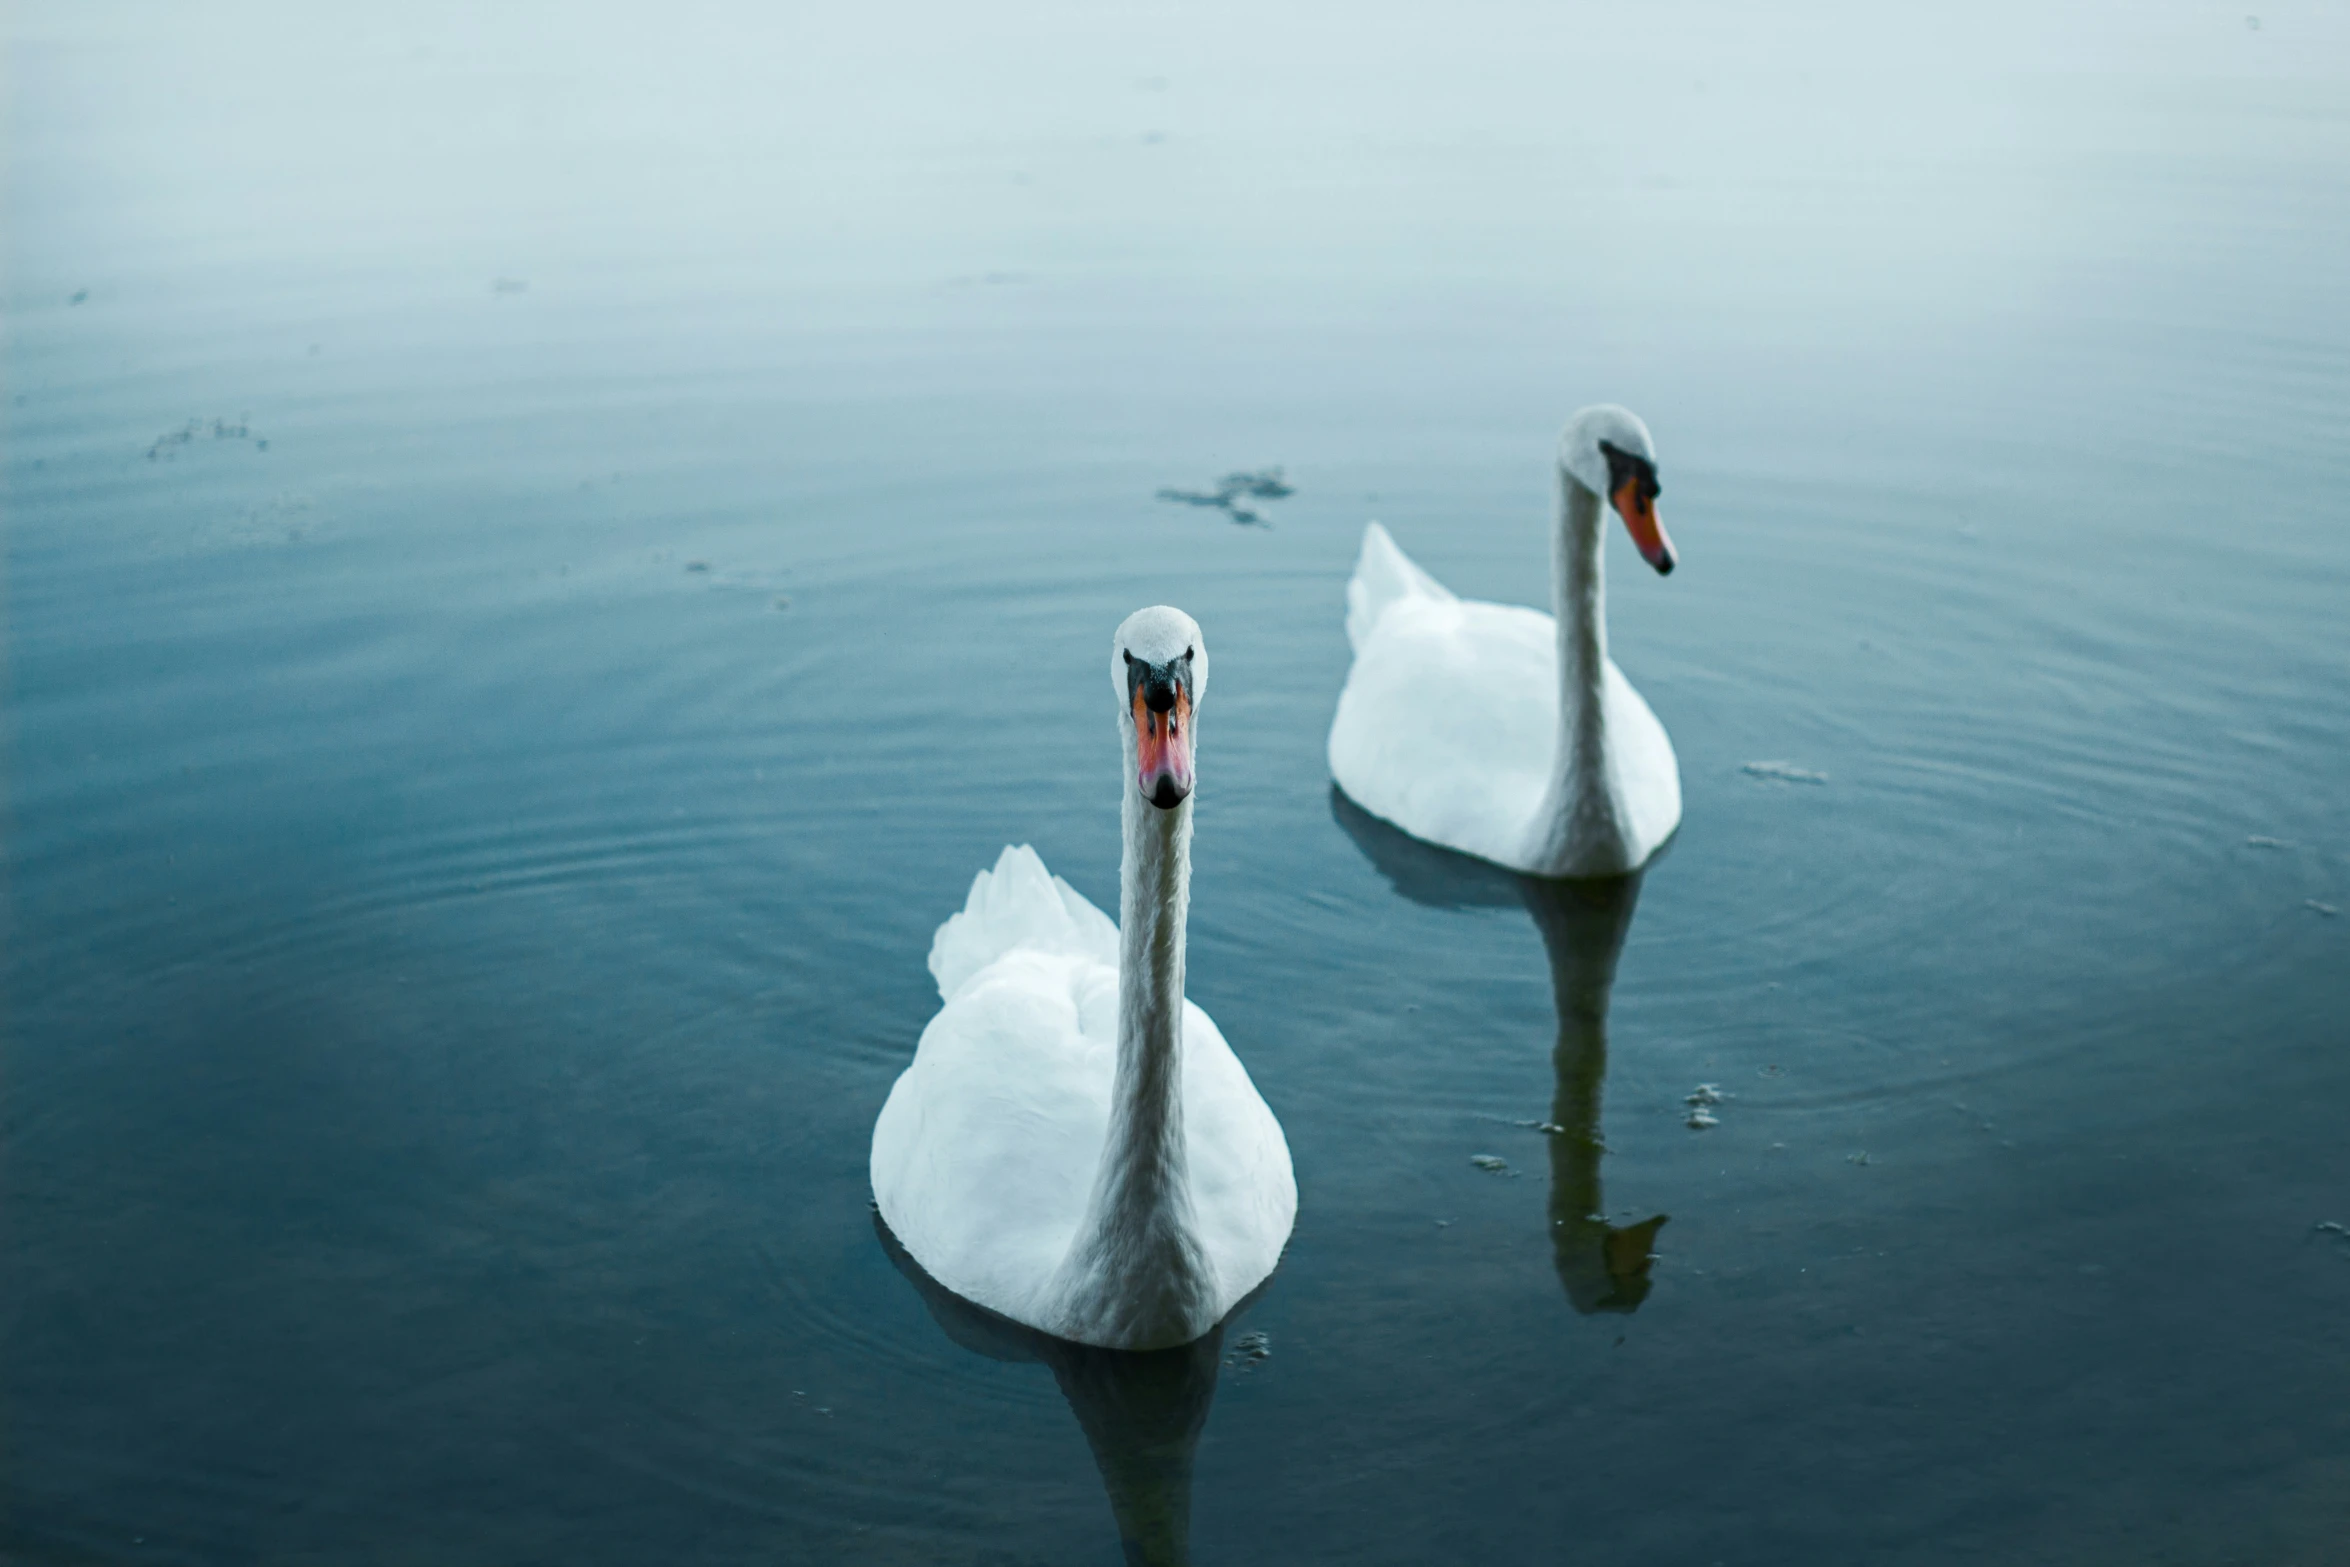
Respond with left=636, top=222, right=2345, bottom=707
left=1611, top=477, right=1677, bottom=576
left=1132, top=686, right=1194, bottom=808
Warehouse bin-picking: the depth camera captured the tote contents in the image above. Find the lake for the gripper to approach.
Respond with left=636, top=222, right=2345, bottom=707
left=5, top=3, right=2347, bottom=1563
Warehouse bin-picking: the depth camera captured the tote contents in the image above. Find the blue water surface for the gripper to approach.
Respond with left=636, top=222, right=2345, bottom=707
left=6, top=4, right=2348, bottom=1562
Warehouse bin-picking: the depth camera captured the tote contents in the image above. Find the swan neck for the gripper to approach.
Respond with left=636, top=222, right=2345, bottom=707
left=1114, top=782, right=1191, bottom=1134
left=1048, top=747, right=1214, bottom=1347
left=1555, top=470, right=1610, bottom=736
left=1520, top=469, right=1625, bottom=876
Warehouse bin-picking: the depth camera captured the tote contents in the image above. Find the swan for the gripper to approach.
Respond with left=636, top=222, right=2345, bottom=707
left=1328, top=404, right=1683, bottom=877
left=870, top=606, right=1296, bottom=1352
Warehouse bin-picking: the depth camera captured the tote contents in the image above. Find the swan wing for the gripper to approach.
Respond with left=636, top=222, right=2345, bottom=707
left=1178, top=1001, right=1297, bottom=1310
left=928, top=843, right=1119, bottom=1002
left=876, top=976, right=1293, bottom=1332
left=873, top=947, right=1115, bottom=1326
left=884, top=845, right=1293, bottom=1332
left=1603, top=658, right=1683, bottom=863
left=1329, top=590, right=1557, bottom=868
left=1345, top=521, right=1458, bottom=652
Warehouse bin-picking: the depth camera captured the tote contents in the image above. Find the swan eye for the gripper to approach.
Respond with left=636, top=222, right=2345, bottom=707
left=1123, top=643, right=1196, bottom=717
left=1599, top=440, right=1661, bottom=502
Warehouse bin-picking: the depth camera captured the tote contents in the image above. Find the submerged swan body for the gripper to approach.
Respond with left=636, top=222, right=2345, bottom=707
left=1328, top=791, right=1667, bottom=1313
left=1328, top=404, right=1683, bottom=878
left=870, top=608, right=1295, bottom=1351
left=879, top=1213, right=1229, bottom=1566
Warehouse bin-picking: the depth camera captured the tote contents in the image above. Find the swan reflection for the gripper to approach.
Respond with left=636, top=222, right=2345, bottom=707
left=877, top=1213, right=1226, bottom=1566
left=1333, top=787, right=1668, bottom=1313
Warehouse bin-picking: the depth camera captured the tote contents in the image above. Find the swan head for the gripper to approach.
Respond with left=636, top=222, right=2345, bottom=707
left=1559, top=404, right=1676, bottom=576
left=1112, top=606, right=1207, bottom=811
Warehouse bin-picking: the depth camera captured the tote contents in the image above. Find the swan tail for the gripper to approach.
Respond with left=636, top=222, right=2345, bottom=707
left=1345, top=521, right=1455, bottom=652
left=927, top=844, right=1119, bottom=1000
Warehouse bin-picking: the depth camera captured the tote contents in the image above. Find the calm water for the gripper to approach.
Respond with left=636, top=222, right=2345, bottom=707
left=7, top=4, right=2348, bottom=1563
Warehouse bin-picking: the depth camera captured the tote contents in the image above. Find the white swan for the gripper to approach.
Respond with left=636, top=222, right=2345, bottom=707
left=870, top=607, right=1296, bottom=1352
left=1328, top=404, right=1683, bottom=877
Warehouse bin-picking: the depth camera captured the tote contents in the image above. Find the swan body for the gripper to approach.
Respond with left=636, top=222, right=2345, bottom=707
left=871, top=608, right=1295, bottom=1351
left=1328, top=405, right=1683, bottom=878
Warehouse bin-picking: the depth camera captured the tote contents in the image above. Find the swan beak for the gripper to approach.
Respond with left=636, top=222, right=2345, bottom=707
left=1133, top=686, right=1194, bottom=809
left=1612, top=478, right=1677, bottom=576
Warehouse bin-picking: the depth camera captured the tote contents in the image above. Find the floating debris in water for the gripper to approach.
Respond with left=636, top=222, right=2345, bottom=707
left=1223, top=468, right=1293, bottom=501
left=69, top=289, right=88, bottom=305
left=1469, top=1153, right=1514, bottom=1175
left=1686, top=1083, right=1726, bottom=1106
left=1685, top=1082, right=1727, bottom=1130
left=147, top=415, right=266, bottom=461
left=2314, top=1220, right=2348, bottom=1238
left=2307, top=900, right=2338, bottom=917
left=2247, top=835, right=2294, bottom=849
left=1225, top=1329, right=1273, bottom=1369
left=684, top=560, right=710, bottom=573
left=1686, top=1106, right=1718, bottom=1130
left=1742, top=761, right=1828, bottom=785
left=1847, top=1151, right=1871, bottom=1166
left=1157, top=466, right=1293, bottom=527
